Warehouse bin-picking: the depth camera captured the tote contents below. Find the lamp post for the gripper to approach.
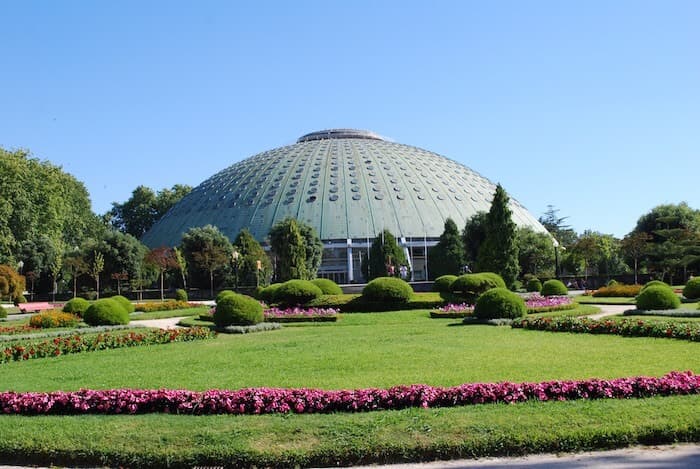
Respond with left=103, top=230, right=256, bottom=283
left=232, top=249, right=240, bottom=291
left=256, top=259, right=262, bottom=287
left=17, top=260, right=24, bottom=275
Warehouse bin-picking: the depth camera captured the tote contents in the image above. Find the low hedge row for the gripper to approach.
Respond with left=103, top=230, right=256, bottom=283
left=623, top=309, right=700, bottom=318
left=133, top=301, right=199, bottom=312
left=513, top=316, right=700, bottom=341
left=214, top=323, right=282, bottom=334
left=1, top=327, right=215, bottom=364
left=307, top=294, right=445, bottom=312
left=0, top=371, right=696, bottom=415
left=592, top=284, right=642, bottom=297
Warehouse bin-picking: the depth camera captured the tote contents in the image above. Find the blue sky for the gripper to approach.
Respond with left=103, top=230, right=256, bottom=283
left=2, top=0, right=698, bottom=238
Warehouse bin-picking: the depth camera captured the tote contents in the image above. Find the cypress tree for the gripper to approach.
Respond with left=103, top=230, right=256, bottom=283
left=428, top=218, right=466, bottom=278
left=232, top=229, right=272, bottom=287
left=269, top=218, right=308, bottom=281
left=361, top=230, right=409, bottom=281
left=477, top=184, right=520, bottom=288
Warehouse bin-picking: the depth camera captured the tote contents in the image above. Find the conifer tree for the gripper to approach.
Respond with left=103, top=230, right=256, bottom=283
left=269, top=218, right=308, bottom=281
left=361, top=230, right=409, bottom=281
left=428, top=218, right=466, bottom=278
left=232, top=229, right=272, bottom=287
left=477, top=184, right=520, bottom=288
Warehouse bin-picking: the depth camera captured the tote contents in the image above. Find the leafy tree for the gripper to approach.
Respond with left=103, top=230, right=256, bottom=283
left=361, top=230, right=408, bottom=281
left=477, top=184, right=520, bottom=288
left=87, top=251, right=104, bottom=299
left=621, top=232, right=652, bottom=284
left=539, top=205, right=578, bottom=247
left=0, top=265, right=25, bottom=302
left=48, top=238, right=64, bottom=302
left=173, top=247, right=188, bottom=290
left=86, top=231, right=149, bottom=292
left=462, top=212, right=488, bottom=268
left=428, top=218, right=466, bottom=278
left=0, top=147, right=100, bottom=265
left=108, top=184, right=192, bottom=238
left=298, top=222, right=324, bottom=279
left=145, top=247, right=178, bottom=301
left=232, top=229, right=272, bottom=287
left=269, top=218, right=309, bottom=281
left=180, top=225, right=233, bottom=296
left=63, top=251, right=88, bottom=299
left=516, top=227, right=555, bottom=278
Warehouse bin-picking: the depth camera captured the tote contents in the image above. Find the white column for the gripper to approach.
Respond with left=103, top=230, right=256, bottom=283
left=347, top=239, right=354, bottom=283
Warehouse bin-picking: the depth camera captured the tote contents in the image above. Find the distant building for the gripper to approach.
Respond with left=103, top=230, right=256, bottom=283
left=142, top=129, right=548, bottom=283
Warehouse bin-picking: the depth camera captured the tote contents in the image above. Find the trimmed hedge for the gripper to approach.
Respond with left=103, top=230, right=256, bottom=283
left=593, top=284, right=642, bottom=298
left=450, top=273, right=505, bottom=303
left=213, top=293, right=264, bottom=327
left=683, top=278, right=700, bottom=300
left=362, top=277, right=413, bottom=304
left=525, top=278, right=542, bottom=293
left=433, top=275, right=458, bottom=293
left=133, top=300, right=197, bottom=313
left=83, top=299, right=130, bottom=326
left=307, top=293, right=445, bottom=313
left=62, top=297, right=91, bottom=316
left=258, top=283, right=282, bottom=304
left=109, top=295, right=135, bottom=314
left=636, top=285, right=680, bottom=310
left=642, top=280, right=670, bottom=291
left=474, top=288, right=527, bottom=320
left=215, top=290, right=236, bottom=304
left=175, top=289, right=188, bottom=302
left=29, top=310, right=80, bottom=328
left=275, top=280, right=323, bottom=306
left=540, top=279, right=568, bottom=296
left=311, top=278, right=343, bottom=295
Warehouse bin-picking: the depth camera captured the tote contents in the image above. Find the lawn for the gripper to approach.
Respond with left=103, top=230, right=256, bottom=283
left=575, top=296, right=637, bottom=305
left=1, top=309, right=699, bottom=467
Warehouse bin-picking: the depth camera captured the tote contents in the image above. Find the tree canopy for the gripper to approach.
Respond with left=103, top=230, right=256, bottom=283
left=232, top=229, right=272, bottom=287
left=428, top=218, right=466, bottom=278
left=361, top=230, right=409, bottom=281
left=108, top=184, right=191, bottom=238
left=477, top=184, right=520, bottom=288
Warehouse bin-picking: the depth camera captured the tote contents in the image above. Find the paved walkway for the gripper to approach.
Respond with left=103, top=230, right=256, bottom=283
left=585, top=304, right=631, bottom=320
left=131, top=316, right=188, bottom=329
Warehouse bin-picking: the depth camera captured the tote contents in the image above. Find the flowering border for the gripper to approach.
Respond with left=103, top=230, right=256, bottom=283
left=513, top=316, right=700, bottom=341
left=1, top=327, right=216, bottom=364
left=1, top=371, right=697, bottom=416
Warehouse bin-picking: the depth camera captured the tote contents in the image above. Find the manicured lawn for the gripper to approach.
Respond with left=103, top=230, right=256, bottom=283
left=575, top=296, right=637, bottom=305
left=2, top=309, right=699, bottom=467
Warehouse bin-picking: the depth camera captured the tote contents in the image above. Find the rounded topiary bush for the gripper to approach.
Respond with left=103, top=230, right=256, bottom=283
left=63, top=297, right=91, bottom=316
left=311, top=278, right=343, bottom=295
left=83, top=299, right=130, bottom=326
left=607, top=279, right=619, bottom=287
left=641, top=280, right=670, bottom=291
left=541, top=279, right=568, bottom=296
left=258, top=283, right=282, bottom=304
left=213, top=293, right=264, bottom=326
left=433, top=275, right=458, bottom=293
left=362, top=277, right=414, bottom=304
left=474, top=288, right=527, bottom=320
left=110, top=295, right=135, bottom=314
left=215, top=290, right=236, bottom=304
left=276, top=280, right=323, bottom=306
left=15, top=294, right=27, bottom=304
left=479, top=272, right=507, bottom=289
left=450, top=273, right=505, bottom=302
left=175, top=289, right=188, bottom=302
left=636, top=285, right=680, bottom=310
left=682, top=278, right=700, bottom=300
left=525, top=278, right=542, bottom=292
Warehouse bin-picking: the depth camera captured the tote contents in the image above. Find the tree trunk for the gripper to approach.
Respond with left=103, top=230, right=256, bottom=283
left=160, top=270, right=164, bottom=302
left=634, top=258, right=638, bottom=285
left=96, top=276, right=100, bottom=300
left=209, top=270, right=214, bottom=299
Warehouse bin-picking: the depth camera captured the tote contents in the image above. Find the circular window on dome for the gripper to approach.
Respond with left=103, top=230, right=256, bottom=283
left=312, top=173, right=319, bottom=178
left=437, top=195, right=445, bottom=200
left=329, top=186, right=338, bottom=193
left=352, top=194, right=361, bottom=201
left=372, top=186, right=381, bottom=192
left=368, top=171, right=376, bottom=176
left=393, top=187, right=401, bottom=192
left=329, top=194, right=339, bottom=201
left=390, top=178, right=397, bottom=184
left=284, top=197, right=294, bottom=205
left=351, top=186, right=360, bottom=193
left=306, top=196, right=317, bottom=203
left=397, top=194, right=405, bottom=200
left=413, top=186, right=421, bottom=192
left=286, top=189, right=296, bottom=196
left=375, top=194, right=384, bottom=200
left=308, top=188, right=317, bottom=194
left=351, top=178, right=358, bottom=184
left=455, top=195, right=463, bottom=201
left=330, top=179, right=337, bottom=185
left=310, top=180, right=318, bottom=186
left=417, top=194, right=426, bottom=200
left=291, top=181, right=299, bottom=187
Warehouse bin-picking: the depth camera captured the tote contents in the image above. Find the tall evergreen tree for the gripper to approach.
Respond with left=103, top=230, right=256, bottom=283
left=428, top=218, right=466, bottom=278
left=232, top=229, right=272, bottom=287
left=297, top=221, right=324, bottom=279
left=477, top=184, right=520, bottom=288
left=269, top=218, right=308, bottom=281
left=462, top=212, right=488, bottom=269
left=361, top=230, right=408, bottom=281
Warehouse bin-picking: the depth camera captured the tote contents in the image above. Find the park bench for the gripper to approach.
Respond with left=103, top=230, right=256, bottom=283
left=18, top=302, right=57, bottom=313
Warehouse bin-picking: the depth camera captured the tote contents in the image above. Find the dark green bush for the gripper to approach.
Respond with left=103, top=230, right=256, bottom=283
left=213, top=293, right=263, bottom=326
left=682, top=278, right=700, bottom=300
left=607, top=279, right=618, bottom=287
left=450, top=273, right=505, bottom=303
left=80, top=290, right=98, bottom=301
left=0, top=308, right=6, bottom=319
left=62, top=297, right=91, bottom=316
left=215, top=290, right=236, bottom=304
left=362, top=277, right=413, bottom=304
left=642, top=280, right=670, bottom=291
left=540, top=279, right=568, bottom=296
left=174, top=289, right=188, bottom=302
left=83, top=299, right=130, bottom=326
left=15, top=294, right=27, bottom=304
left=525, top=278, right=542, bottom=293
left=311, top=278, right=343, bottom=295
left=275, top=280, right=323, bottom=306
left=110, top=295, right=135, bottom=314
left=474, top=287, right=527, bottom=319
left=258, top=283, right=282, bottom=304
left=636, top=285, right=680, bottom=310
left=433, top=275, right=458, bottom=293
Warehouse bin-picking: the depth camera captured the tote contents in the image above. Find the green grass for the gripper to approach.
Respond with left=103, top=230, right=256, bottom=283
left=2, top=310, right=699, bottom=392
left=575, top=296, right=637, bottom=305
left=1, top=396, right=699, bottom=468
left=528, top=304, right=599, bottom=318
left=129, top=307, right=208, bottom=321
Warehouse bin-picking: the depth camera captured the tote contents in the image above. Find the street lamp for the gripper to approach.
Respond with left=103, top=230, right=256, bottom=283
left=17, top=260, right=24, bottom=275
left=256, top=259, right=262, bottom=287
left=232, top=249, right=240, bottom=291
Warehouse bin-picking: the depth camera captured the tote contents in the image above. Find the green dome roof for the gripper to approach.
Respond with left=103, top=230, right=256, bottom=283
left=142, top=129, right=547, bottom=247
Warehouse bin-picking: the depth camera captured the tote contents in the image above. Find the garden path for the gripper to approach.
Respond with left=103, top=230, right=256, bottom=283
left=586, top=304, right=631, bottom=320
left=131, top=317, right=187, bottom=329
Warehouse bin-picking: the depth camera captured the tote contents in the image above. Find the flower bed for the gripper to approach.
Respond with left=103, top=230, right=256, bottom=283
left=0, top=371, right=697, bottom=416
left=264, top=306, right=339, bottom=323
left=525, top=294, right=576, bottom=313
left=623, top=309, right=700, bottom=318
left=0, top=324, right=38, bottom=336
left=1, top=327, right=216, bottom=364
left=430, top=303, right=474, bottom=318
left=513, top=316, right=700, bottom=341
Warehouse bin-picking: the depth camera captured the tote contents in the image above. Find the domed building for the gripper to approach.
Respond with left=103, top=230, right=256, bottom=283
left=142, top=129, right=548, bottom=283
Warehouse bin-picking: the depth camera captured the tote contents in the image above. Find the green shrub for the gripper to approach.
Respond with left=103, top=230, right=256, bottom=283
left=62, top=297, right=91, bottom=316
left=174, top=289, right=188, bottom=302
left=362, top=277, right=413, bottom=304
left=109, top=295, right=135, bottom=314
left=133, top=300, right=193, bottom=312
left=541, top=279, right=568, bottom=296
left=450, top=273, right=505, bottom=303
left=433, top=275, right=458, bottom=293
left=682, top=277, right=700, bottom=300
left=29, top=310, right=80, bottom=328
left=525, top=278, right=542, bottom=292
left=213, top=293, right=263, bottom=326
left=592, top=284, right=642, bottom=297
left=215, top=290, right=236, bottom=304
left=83, top=299, right=130, bottom=326
left=311, top=278, right=343, bottom=295
left=642, top=280, right=670, bottom=291
left=474, top=287, right=527, bottom=320
left=607, top=279, right=618, bottom=287
left=0, top=308, right=6, bottom=319
left=636, top=285, right=681, bottom=310
left=15, top=294, right=27, bottom=304
left=275, top=280, right=323, bottom=306
left=80, top=290, right=98, bottom=301
left=258, top=283, right=283, bottom=304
